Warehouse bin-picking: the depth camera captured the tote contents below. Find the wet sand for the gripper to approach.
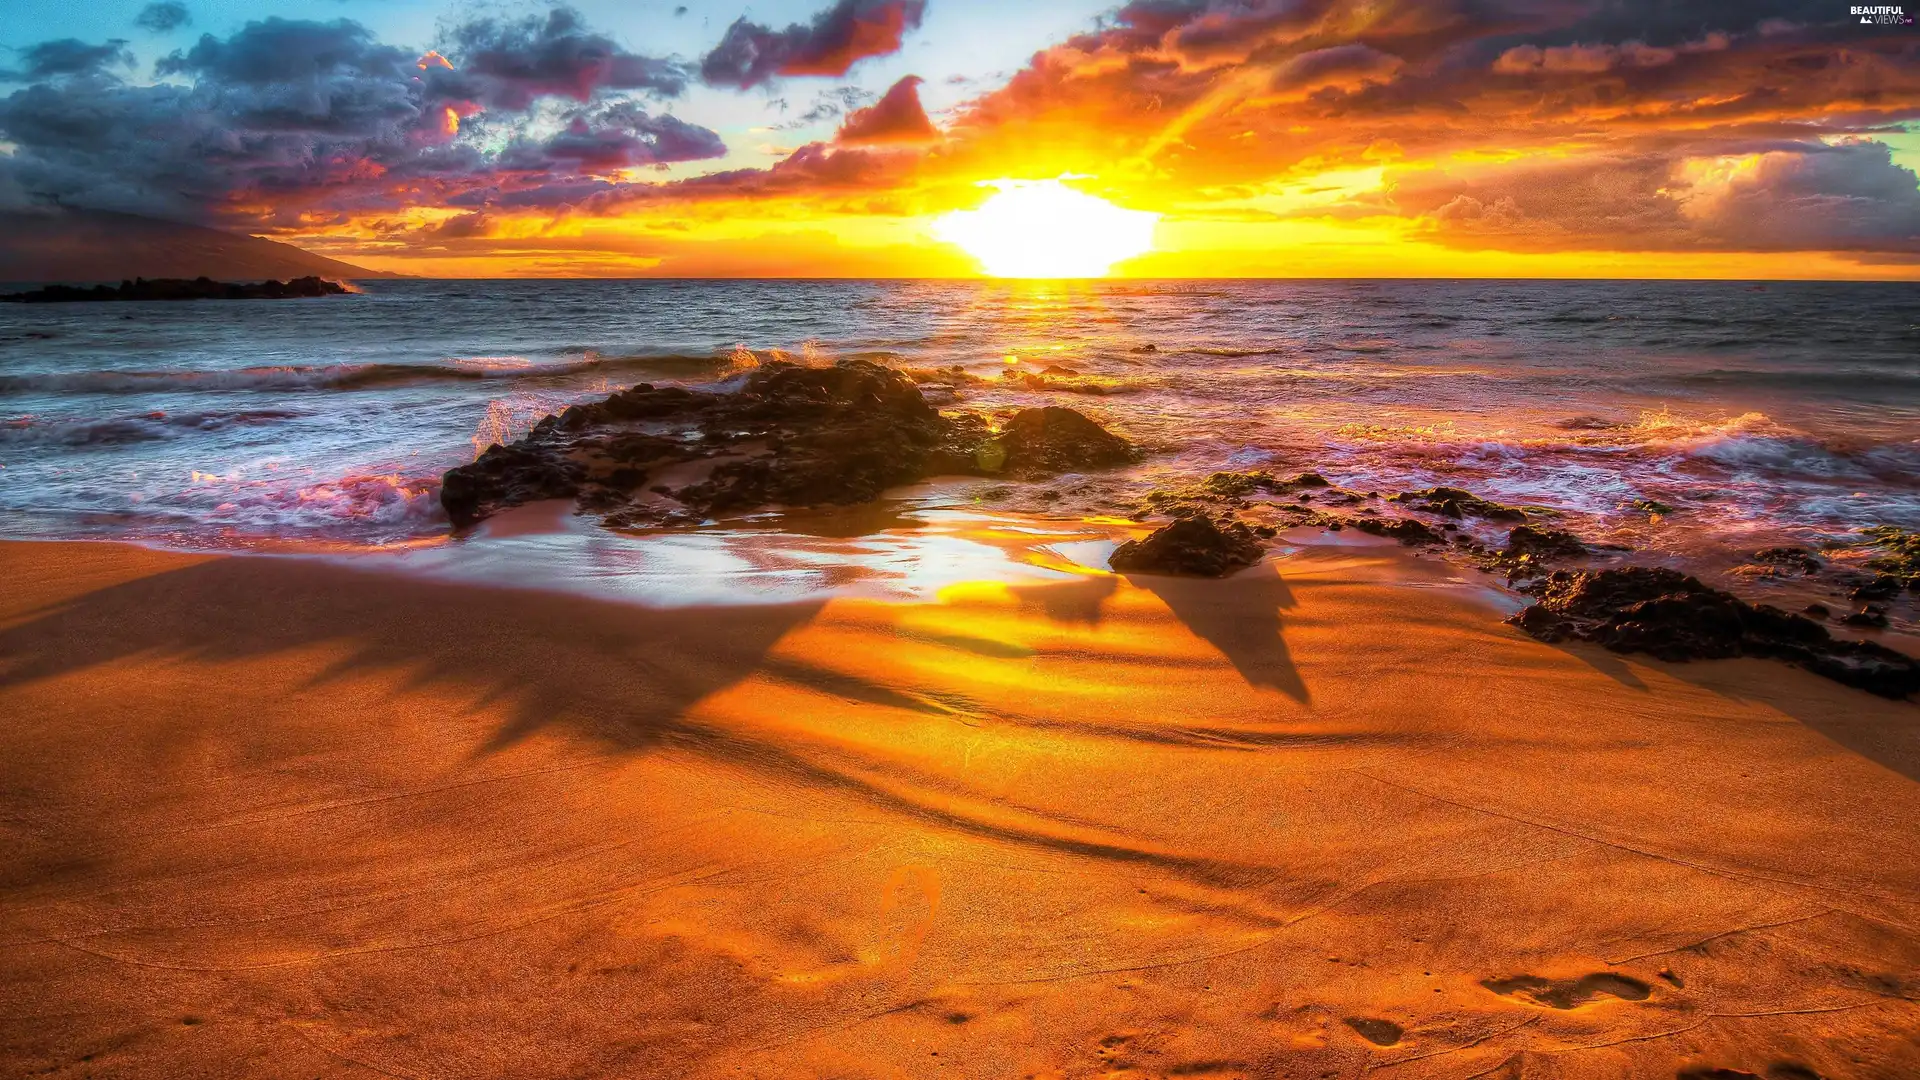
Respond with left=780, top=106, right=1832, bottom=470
left=2, top=536, right=1918, bottom=1078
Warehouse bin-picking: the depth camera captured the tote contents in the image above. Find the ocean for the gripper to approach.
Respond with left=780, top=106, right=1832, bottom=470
left=2, top=277, right=1917, bottom=595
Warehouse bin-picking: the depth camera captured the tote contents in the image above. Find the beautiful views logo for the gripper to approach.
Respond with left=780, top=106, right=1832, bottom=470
left=1852, top=4, right=1916, bottom=23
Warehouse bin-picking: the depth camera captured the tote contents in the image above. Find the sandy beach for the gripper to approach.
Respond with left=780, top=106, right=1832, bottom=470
left=2, top=535, right=1917, bottom=1079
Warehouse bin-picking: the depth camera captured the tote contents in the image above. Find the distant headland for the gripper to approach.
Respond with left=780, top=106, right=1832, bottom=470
left=1, top=276, right=350, bottom=303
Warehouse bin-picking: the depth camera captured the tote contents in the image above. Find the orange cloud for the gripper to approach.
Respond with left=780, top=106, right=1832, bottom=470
left=836, top=76, right=939, bottom=146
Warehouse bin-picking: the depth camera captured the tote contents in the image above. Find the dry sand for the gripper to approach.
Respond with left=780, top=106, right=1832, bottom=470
left=2, top=537, right=1918, bottom=1078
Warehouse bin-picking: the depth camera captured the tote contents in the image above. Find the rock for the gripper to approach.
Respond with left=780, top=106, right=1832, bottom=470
left=992, top=406, right=1139, bottom=475
left=1632, top=498, right=1676, bottom=516
left=1861, top=526, right=1919, bottom=583
left=1507, top=567, right=1919, bottom=699
left=1752, top=546, right=1823, bottom=574
left=1842, top=607, right=1890, bottom=629
left=1346, top=516, right=1444, bottom=545
left=1201, top=471, right=1268, bottom=498
left=1110, top=516, right=1264, bottom=577
left=1504, top=525, right=1588, bottom=560
left=1804, top=603, right=1831, bottom=618
left=1392, top=486, right=1528, bottom=521
left=440, top=441, right=585, bottom=528
left=438, top=360, right=1138, bottom=529
left=1274, top=471, right=1331, bottom=492
left=1132, top=343, right=1158, bottom=353
left=1850, top=575, right=1905, bottom=602
left=1, top=275, right=347, bottom=303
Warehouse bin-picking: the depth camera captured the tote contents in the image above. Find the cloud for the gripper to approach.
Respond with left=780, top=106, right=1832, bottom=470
left=500, top=101, right=727, bottom=171
left=836, top=75, right=938, bottom=145
left=1677, top=140, right=1920, bottom=252
left=430, top=7, right=688, bottom=110
left=135, top=2, right=192, bottom=34
left=1390, top=140, right=1920, bottom=253
left=0, top=11, right=718, bottom=226
left=700, top=0, right=925, bottom=89
left=1, top=39, right=136, bottom=82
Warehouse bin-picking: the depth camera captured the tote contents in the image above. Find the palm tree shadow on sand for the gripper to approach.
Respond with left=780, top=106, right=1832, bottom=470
left=0, top=554, right=1277, bottom=887
left=1010, top=561, right=1307, bottom=703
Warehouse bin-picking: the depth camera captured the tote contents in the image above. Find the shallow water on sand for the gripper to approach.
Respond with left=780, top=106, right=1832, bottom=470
left=2, top=278, right=1916, bottom=589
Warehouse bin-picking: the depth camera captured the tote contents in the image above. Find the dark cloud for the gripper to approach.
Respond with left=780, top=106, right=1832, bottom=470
left=836, top=75, right=938, bottom=145
left=135, top=3, right=192, bottom=34
left=700, top=0, right=925, bottom=89
left=158, top=18, right=408, bottom=84
left=1, top=39, right=135, bottom=82
left=432, top=7, right=687, bottom=110
left=500, top=101, right=727, bottom=171
left=0, top=11, right=717, bottom=226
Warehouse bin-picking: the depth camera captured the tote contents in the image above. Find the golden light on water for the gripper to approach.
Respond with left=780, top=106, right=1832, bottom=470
left=932, top=180, right=1158, bottom=278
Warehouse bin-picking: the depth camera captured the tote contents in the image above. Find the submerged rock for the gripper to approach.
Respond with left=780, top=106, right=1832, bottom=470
left=1110, top=516, right=1264, bottom=577
left=1861, top=526, right=1919, bottom=586
left=1346, top=516, right=1444, bottom=545
left=1392, top=486, right=1528, bottom=522
left=1751, top=547, right=1823, bottom=575
left=1505, top=525, right=1588, bottom=560
left=440, top=360, right=1139, bottom=528
left=1508, top=566, right=1919, bottom=699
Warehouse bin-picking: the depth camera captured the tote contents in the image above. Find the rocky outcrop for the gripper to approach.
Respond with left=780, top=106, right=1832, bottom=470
left=441, top=360, right=1139, bottom=529
left=1391, top=486, right=1528, bottom=521
left=1110, top=516, right=1265, bottom=577
left=1509, top=567, right=1918, bottom=699
left=1347, top=516, right=1444, bottom=545
left=1, top=275, right=348, bottom=302
left=1504, top=525, right=1588, bottom=561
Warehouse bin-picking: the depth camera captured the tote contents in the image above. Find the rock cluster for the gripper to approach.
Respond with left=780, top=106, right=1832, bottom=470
left=1509, top=567, right=1918, bottom=699
left=1, top=276, right=347, bottom=302
left=441, top=360, right=1141, bottom=529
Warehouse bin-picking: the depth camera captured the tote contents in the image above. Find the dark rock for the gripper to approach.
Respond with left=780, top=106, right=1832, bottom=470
left=1110, top=516, right=1264, bottom=577
left=1347, top=516, right=1443, bottom=545
left=1507, top=567, right=1918, bottom=699
left=1, top=275, right=347, bottom=303
left=439, top=360, right=1138, bottom=529
left=1505, top=525, right=1588, bottom=560
left=1804, top=603, right=1831, bottom=618
left=1392, top=486, right=1528, bottom=521
left=1274, top=471, right=1330, bottom=491
left=1132, top=343, right=1158, bottom=353
left=1632, top=498, right=1676, bottom=515
left=992, top=406, right=1139, bottom=475
left=1851, top=575, right=1904, bottom=602
left=1752, top=546, right=1823, bottom=574
left=1842, top=607, right=1890, bottom=629
left=1201, top=471, right=1268, bottom=498
left=1861, top=526, right=1920, bottom=582
left=441, top=441, right=585, bottom=528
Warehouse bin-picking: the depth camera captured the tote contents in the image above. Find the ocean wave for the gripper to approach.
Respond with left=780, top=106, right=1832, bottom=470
left=175, top=470, right=443, bottom=533
left=0, top=353, right=729, bottom=395
left=0, top=408, right=302, bottom=445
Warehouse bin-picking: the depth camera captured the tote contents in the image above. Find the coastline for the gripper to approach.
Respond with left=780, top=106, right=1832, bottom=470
left=2, top=534, right=1917, bottom=1077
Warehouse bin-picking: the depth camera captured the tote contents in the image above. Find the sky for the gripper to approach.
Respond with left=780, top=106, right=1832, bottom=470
left=2, top=0, right=1918, bottom=278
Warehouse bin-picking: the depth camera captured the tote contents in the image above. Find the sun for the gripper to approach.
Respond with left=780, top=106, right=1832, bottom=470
left=932, top=179, right=1159, bottom=278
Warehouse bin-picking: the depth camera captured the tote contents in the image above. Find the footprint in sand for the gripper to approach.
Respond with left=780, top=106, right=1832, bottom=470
left=1480, top=972, right=1651, bottom=1009
left=1342, top=1017, right=1403, bottom=1046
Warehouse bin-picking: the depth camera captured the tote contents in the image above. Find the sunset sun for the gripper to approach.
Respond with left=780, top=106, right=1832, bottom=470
left=932, top=180, right=1159, bottom=278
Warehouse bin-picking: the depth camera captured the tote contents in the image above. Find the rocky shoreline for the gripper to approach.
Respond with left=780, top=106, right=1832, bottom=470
left=0, top=275, right=348, bottom=303
left=445, top=359, right=1917, bottom=698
